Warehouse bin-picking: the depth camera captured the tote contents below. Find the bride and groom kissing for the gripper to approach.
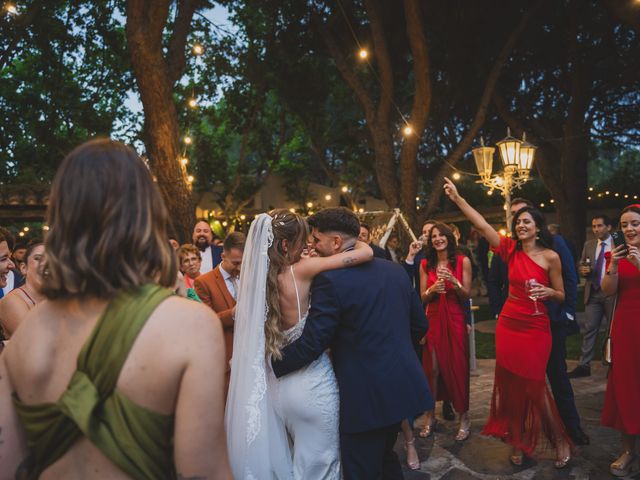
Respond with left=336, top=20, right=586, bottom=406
left=225, top=207, right=433, bottom=479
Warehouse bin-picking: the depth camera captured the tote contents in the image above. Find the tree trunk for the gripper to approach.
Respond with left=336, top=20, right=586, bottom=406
left=126, top=0, right=199, bottom=242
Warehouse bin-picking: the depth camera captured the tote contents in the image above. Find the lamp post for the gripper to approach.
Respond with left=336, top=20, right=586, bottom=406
left=471, top=129, right=537, bottom=227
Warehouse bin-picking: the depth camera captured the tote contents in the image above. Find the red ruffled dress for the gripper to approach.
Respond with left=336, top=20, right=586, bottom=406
left=601, top=256, right=640, bottom=434
left=421, top=255, right=470, bottom=413
left=481, top=236, right=571, bottom=454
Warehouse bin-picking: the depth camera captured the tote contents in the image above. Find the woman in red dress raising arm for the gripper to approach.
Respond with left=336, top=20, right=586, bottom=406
left=600, top=204, right=640, bottom=477
left=443, top=178, right=573, bottom=468
left=418, top=223, right=472, bottom=441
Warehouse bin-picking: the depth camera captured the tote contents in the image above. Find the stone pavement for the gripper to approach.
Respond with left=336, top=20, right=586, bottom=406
left=394, top=359, right=639, bottom=479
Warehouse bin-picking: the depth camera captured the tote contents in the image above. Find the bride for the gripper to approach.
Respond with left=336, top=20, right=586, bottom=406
left=225, top=209, right=373, bottom=479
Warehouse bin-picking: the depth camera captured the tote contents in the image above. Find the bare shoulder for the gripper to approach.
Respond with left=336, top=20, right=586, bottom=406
left=543, top=248, right=561, bottom=268
left=153, top=295, right=221, bottom=332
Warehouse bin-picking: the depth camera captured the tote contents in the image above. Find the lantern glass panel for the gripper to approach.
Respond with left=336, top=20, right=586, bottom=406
left=519, top=144, right=536, bottom=171
left=472, top=146, right=495, bottom=177
left=496, top=136, right=522, bottom=168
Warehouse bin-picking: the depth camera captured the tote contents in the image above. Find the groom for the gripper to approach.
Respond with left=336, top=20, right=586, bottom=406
left=272, top=208, right=433, bottom=479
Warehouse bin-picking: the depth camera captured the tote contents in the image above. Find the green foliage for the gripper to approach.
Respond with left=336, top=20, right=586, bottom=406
left=0, top=0, right=135, bottom=184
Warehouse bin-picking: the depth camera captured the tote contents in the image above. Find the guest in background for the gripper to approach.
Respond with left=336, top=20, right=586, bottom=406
left=0, top=241, right=45, bottom=340
left=0, top=139, right=231, bottom=478
left=0, top=227, right=25, bottom=296
left=444, top=178, right=573, bottom=467
left=358, top=223, right=390, bottom=259
left=600, top=204, right=640, bottom=477
left=192, top=220, right=223, bottom=274
left=177, top=244, right=202, bottom=290
left=510, top=198, right=587, bottom=446
left=569, top=214, right=615, bottom=379
left=195, top=231, right=246, bottom=397
left=0, top=232, right=16, bottom=351
left=12, top=243, right=28, bottom=264
left=418, top=223, right=472, bottom=441
left=385, top=234, right=401, bottom=263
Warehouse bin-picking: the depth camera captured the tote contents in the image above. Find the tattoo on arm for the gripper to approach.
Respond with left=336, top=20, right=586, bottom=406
left=342, top=256, right=356, bottom=266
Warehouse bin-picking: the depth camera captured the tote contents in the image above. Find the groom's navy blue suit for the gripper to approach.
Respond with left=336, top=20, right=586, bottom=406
left=272, top=258, right=433, bottom=479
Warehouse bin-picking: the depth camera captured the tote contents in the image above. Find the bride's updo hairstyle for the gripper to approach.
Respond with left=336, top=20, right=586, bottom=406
left=265, top=209, right=309, bottom=360
left=42, top=138, right=177, bottom=299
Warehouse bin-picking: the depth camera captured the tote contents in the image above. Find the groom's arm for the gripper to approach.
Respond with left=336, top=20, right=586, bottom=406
left=271, top=273, right=340, bottom=378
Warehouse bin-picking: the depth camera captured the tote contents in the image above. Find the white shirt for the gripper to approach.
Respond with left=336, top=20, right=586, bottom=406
left=595, top=235, right=612, bottom=284
left=220, top=264, right=239, bottom=300
left=199, top=245, right=213, bottom=274
left=2, top=270, right=15, bottom=296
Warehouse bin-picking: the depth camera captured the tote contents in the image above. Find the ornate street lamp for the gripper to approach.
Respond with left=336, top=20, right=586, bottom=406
left=471, top=129, right=537, bottom=225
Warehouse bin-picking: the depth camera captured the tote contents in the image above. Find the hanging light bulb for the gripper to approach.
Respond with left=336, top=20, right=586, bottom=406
left=192, top=44, right=204, bottom=55
left=341, top=186, right=349, bottom=193
left=180, top=157, right=188, bottom=166
left=452, top=172, right=461, bottom=180
left=325, top=194, right=332, bottom=201
left=358, top=48, right=368, bottom=59
left=188, top=98, right=198, bottom=108
left=403, top=125, right=413, bottom=136
left=6, top=4, right=17, bottom=14
left=183, top=135, right=192, bottom=145
left=187, top=175, right=194, bottom=183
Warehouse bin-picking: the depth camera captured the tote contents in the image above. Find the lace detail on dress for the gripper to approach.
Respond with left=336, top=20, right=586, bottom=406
left=245, top=222, right=273, bottom=448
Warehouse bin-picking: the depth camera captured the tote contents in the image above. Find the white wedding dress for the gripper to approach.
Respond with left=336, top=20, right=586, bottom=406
left=226, top=214, right=340, bottom=479
left=268, top=266, right=341, bottom=479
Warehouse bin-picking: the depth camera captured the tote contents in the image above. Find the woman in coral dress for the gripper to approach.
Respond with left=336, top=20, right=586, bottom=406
left=418, top=223, right=472, bottom=441
left=601, top=204, right=640, bottom=477
left=443, top=177, right=573, bottom=468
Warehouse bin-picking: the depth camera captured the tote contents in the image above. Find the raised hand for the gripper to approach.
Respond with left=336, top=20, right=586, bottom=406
left=443, top=177, right=461, bottom=203
left=408, top=241, right=423, bottom=257
left=627, top=245, right=640, bottom=270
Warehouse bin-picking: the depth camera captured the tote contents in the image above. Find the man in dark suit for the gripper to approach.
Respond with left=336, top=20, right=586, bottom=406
left=358, top=223, right=390, bottom=259
left=192, top=220, right=222, bottom=274
left=510, top=198, right=589, bottom=445
left=569, top=214, right=616, bottom=378
left=272, top=208, right=433, bottom=480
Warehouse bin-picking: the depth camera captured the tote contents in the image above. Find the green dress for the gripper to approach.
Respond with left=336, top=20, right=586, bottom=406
left=13, top=284, right=176, bottom=479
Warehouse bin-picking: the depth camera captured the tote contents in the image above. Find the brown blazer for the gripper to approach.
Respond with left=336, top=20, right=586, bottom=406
left=194, top=265, right=236, bottom=396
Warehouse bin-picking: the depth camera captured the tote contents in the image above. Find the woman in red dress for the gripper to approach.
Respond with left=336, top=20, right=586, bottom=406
left=443, top=178, right=573, bottom=468
left=418, top=223, right=472, bottom=441
left=601, top=204, right=640, bottom=476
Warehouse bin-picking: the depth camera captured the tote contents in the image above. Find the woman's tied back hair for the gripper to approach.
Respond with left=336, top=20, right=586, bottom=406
left=264, top=209, right=309, bottom=360
left=42, top=138, right=177, bottom=299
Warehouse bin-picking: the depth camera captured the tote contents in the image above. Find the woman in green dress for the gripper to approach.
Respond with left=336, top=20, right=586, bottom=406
left=0, top=139, right=232, bottom=479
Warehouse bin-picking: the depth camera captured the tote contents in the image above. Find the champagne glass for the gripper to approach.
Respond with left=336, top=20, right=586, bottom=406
left=525, top=279, right=543, bottom=316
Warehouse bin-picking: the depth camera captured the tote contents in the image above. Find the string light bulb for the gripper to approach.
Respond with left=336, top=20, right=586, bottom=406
left=452, top=172, right=461, bottom=180
left=403, top=125, right=413, bottom=136
left=6, top=4, right=17, bottom=14
left=358, top=48, right=368, bottom=59
left=18, top=231, right=24, bottom=237
left=306, top=201, right=313, bottom=208
left=183, top=135, right=192, bottom=145
left=325, top=194, right=332, bottom=201
left=23, top=226, right=29, bottom=232
left=240, top=214, right=246, bottom=220
left=358, top=208, right=364, bottom=213
left=341, top=186, right=349, bottom=193
left=187, top=175, right=194, bottom=183
left=289, top=208, right=296, bottom=213
left=180, top=157, right=188, bottom=166
left=192, top=44, right=204, bottom=55
left=188, top=98, right=198, bottom=108
left=222, top=221, right=228, bottom=227
left=43, top=225, right=49, bottom=231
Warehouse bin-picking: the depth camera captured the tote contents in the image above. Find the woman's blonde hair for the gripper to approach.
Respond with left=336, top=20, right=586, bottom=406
left=265, top=209, right=309, bottom=360
left=42, top=138, right=177, bottom=299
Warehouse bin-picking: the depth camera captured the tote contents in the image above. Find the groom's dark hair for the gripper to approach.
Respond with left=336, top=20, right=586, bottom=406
left=308, top=207, right=360, bottom=238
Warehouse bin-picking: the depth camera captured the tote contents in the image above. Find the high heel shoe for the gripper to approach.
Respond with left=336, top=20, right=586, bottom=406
left=455, top=420, right=471, bottom=442
left=418, top=417, right=437, bottom=438
left=509, top=449, right=524, bottom=466
left=404, top=439, right=420, bottom=470
left=610, top=451, right=635, bottom=477
left=554, top=443, right=572, bottom=469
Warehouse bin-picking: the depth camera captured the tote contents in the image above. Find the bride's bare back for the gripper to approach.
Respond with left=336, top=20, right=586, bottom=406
left=276, top=242, right=374, bottom=331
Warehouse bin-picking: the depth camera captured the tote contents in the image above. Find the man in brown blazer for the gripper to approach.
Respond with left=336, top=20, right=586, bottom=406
left=195, top=231, right=246, bottom=397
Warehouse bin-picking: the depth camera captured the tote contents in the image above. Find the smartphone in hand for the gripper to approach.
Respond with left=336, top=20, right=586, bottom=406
left=611, top=231, right=628, bottom=254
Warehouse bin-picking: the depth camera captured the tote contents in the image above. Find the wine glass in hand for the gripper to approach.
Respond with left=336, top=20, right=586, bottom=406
left=525, top=278, right=543, bottom=316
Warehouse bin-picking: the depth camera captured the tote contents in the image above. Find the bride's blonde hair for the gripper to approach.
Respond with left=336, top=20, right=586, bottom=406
left=265, top=209, right=309, bottom=360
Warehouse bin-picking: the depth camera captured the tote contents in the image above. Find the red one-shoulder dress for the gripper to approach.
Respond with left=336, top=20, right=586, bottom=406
left=481, top=236, right=571, bottom=455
